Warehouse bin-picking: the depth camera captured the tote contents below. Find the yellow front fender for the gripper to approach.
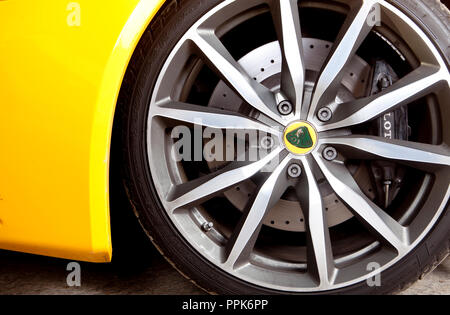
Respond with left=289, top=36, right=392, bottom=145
left=0, top=0, right=165, bottom=262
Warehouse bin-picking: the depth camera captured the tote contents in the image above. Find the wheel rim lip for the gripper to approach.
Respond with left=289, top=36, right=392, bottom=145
left=145, top=0, right=450, bottom=292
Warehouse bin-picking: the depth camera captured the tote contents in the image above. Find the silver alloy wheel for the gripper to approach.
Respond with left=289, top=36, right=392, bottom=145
left=146, top=0, right=450, bottom=292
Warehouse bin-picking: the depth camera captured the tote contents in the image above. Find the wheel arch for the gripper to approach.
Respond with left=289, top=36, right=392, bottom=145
left=91, top=0, right=167, bottom=260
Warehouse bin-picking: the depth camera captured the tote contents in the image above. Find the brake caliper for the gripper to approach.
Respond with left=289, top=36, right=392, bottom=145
left=369, top=60, right=410, bottom=208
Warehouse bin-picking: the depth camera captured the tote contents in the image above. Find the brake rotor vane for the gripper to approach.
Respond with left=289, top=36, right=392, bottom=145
left=369, top=60, right=409, bottom=208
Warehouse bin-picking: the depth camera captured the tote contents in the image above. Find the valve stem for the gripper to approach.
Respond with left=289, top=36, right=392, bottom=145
left=384, top=180, right=392, bottom=209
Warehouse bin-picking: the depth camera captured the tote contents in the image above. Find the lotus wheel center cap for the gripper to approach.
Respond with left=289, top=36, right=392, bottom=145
left=283, top=121, right=318, bottom=155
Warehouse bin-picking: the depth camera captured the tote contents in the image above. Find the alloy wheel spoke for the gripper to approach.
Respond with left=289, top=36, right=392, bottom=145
left=308, top=0, right=377, bottom=120
left=297, top=156, right=335, bottom=288
left=224, top=155, right=292, bottom=269
left=188, top=30, right=286, bottom=125
left=318, top=64, right=446, bottom=131
left=314, top=153, right=409, bottom=254
left=153, top=101, right=282, bottom=137
left=167, top=147, right=283, bottom=212
left=270, top=0, right=305, bottom=118
left=321, top=136, right=450, bottom=172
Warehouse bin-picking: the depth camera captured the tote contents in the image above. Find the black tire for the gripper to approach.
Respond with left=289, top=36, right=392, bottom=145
left=115, top=0, right=450, bottom=294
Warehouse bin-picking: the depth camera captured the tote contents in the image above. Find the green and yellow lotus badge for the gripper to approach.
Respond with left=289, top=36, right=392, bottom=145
left=283, top=121, right=318, bottom=155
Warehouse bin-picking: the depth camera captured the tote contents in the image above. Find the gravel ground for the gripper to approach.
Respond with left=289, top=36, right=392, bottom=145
left=0, top=248, right=203, bottom=295
left=0, top=247, right=448, bottom=295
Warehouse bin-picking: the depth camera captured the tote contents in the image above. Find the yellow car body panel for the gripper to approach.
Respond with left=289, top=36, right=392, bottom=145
left=0, top=0, right=165, bottom=262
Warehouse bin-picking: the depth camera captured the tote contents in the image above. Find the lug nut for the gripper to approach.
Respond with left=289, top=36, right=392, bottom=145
left=202, top=222, right=214, bottom=232
left=323, top=147, right=338, bottom=161
left=318, top=107, right=333, bottom=122
left=278, top=100, right=293, bottom=116
left=287, top=164, right=302, bottom=178
left=260, top=136, right=274, bottom=150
